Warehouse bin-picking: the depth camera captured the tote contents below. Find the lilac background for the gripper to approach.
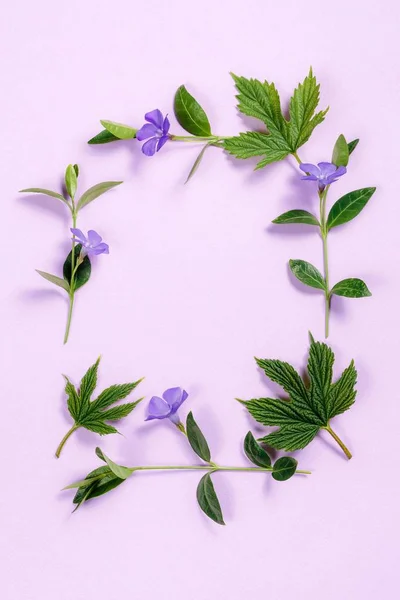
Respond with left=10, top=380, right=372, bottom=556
left=1, top=1, right=399, bottom=598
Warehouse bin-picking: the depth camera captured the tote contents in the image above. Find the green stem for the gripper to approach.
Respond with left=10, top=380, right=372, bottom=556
left=324, top=425, right=352, bottom=460
left=319, top=187, right=331, bottom=338
left=169, top=134, right=225, bottom=143
left=56, top=424, right=79, bottom=458
left=132, top=465, right=311, bottom=474
left=292, top=151, right=302, bottom=164
left=63, top=208, right=77, bottom=344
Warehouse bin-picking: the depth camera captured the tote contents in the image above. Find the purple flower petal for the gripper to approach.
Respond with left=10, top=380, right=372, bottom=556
left=299, top=163, right=320, bottom=177
left=89, top=242, right=109, bottom=255
left=136, top=123, right=159, bottom=141
left=70, top=228, right=87, bottom=244
left=157, top=135, right=169, bottom=152
left=145, top=109, right=164, bottom=130
left=334, top=165, right=347, bottom=177
left=163, top=387, right=188, bottom=413
left=162, top=115, right=170, bottom=135
left=317, top=162, right=337, bottom=177
left=141, top=137, right=158, bottom=157
left=87, top=230, right=102, bottom=246
left=168, top=412, right=181, bottom=424
left=301, top=174, right=318, bottom=182
left=145, top=395, right=171, bottom=420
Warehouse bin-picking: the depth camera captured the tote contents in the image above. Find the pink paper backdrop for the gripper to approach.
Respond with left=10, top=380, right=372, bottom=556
left=1, top=1, right=399, bottom=598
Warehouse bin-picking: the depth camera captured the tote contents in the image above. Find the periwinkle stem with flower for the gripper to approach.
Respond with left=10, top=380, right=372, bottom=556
left=20, top=165, right=122, bottom=343
left=65, top=388, right=310, bottom=523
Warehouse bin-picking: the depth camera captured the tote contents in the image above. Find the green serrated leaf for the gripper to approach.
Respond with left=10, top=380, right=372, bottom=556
left=332, top=134, right=349, bottom=167
left=272, top=456, right=298, bottom=481
left=223, top=131, right=290, bottom=163
left=35, top=270, right=70, bottom=292
left=186, top=412, right=211, bottom=462
left=327, top=187, right=376, bottom=230
left=273, top=209, right=319, bottom=226
left=88, top=129, right=121, bottom=144
left=289, top=67, right=328, bottom=148
left=196, top=473, right=225, bottom=525
left=185, top=142, right=213, bottom=183
left=64, top=376, right=80, bottom=421
left=100, top=400, right=142, bottom=421
left=63, top=244, right=91, bottom=291
left=91, top=380, right=143, bottom=411
left=242, top=338, right=356, bottom=458
left=95, top=448, right=133, bottom=480
left=100, top=120, right=137, bottom=139
left=289, top=259, right=326, bottom=291
left=77, top=181, right=122, bottom=211
left=174, top=85, right=212, bottom=137
left=65, top=164, right=77, bottom=200
left=348, top=139, right=359, bottom=155
left=331, top=278, right=371, bottom=298
left=19, top=187, right=69, bottom=206
left=243, top=431, right=271, bottom=468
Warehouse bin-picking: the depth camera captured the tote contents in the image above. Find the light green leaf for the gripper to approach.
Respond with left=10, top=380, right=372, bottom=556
left=65, top=164, right=78, bottom=200
left=272, top=457, right=298, bottom=481
left=185, top=142, right=213, bottom=183
left=331, top=278, right=371, bottom=298
left=243, top=431, right=271, bottom=468
left=95, top=448, right=133, bottom=480
left=100, top=120, right=137, bottom=139
left=332, top=134, right=349, bottom=167
left=196, top=473, right=225, bottom=525
left=289, top=67, right=329, bottom=148
left=273, top=209, right=319, bottom=226
left=63, top=244, right=91, bottom=291
left=289, top=259, right=326, bottom=291
left=35, top=270, right=70, bottom=292
left=88, top=129, right=121, bottom=144
left=19, top=188, right=69, bottom=206
left=77, top=181, right=122, bottom=211
left=186, top=412, right=211, bottom=462
left=223, top=131, right=290, bottom=164
left=327, top=187, right=376, bottom=230
left=174, top=85, right=212, bottom=137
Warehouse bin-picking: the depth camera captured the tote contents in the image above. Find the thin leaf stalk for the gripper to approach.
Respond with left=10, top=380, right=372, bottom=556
left=64, top=207, right=78, bottom=344
left=324, top=424, right=352, bottom=459
left=55, top=424, right=80, bottom=458
left=319, top=186, right=331, bottom=338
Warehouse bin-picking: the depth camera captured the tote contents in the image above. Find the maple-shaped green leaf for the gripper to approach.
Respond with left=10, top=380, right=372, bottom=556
left=240, top=337, right=356, bottom=459
left=55, top=357, right=143, bottom=457
left=224, top=68, right=328, bottom=168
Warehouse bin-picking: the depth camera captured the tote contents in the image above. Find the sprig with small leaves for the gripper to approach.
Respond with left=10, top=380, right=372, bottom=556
left=64, top=388, right=310, bottom=523
left=239, top=335, right=356, bottom=460
left=56, top=357, right=143, bottom=457
left=20, top=165, right=122, bottom=343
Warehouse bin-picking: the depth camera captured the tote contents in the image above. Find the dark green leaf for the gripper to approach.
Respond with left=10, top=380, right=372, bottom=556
left=77, top=181, right=122, bottom=211
left=185, top=142, right=213, bottom=183
left=332, top=134, right=349, bottom=167
left=348, top=139, right=359, bottom=155
left=65, top=164, right=77, bottom=200
left=273, top=209, right=319, bottom=226
left=328, top=360, right=357, bottom=418
left=272, top=457, right=298, bottom=481
left=331, top=278, right=371, bottom=298
left=19, top=187, right=69, bottom=206
left=91, top=380, right=143, bottom=411
left=72, top=466, right=125, bottom=508
left=243, top=431, right=271, bottom=468
left=63, top=244, right=91, bottom=291
left=79, top=357, right=100, bottom=416
left=289, top=67, right=329, bottom=148
left=82, top=420, right=118, bottom=435
left=196, top=473, right=225, bottom=525
left=73, top=164, right=79, bottom=177
left=186, top=412, right=211, bottom=462
left=95, top=448, right=133, bottom=479
left=174, top=85, right=212, bottom=137
left=307, top=340, right=334, bottom=422
left=100, top=400, right=142, bottom=421
left=64, top=377, right=80, bottom=421
left=327, top=187, right=376, bottom=230
left=259, top=423, right=320, bottom=451
left=35, top=270, right=70, bottom=292
left=289, top=259, right=326, bottom=291
left=88, top=129, right=121, bottom=144
left=100, top=120, right=137, bottom=139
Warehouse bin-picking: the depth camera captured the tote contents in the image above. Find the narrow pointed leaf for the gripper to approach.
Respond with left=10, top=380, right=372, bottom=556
left=91, top=380, right=143, bottom=411
left=64, top=377, right=80, bottom=421
left=273, top=210, right=319, bottom=226
left=77, top=181, right=122, bottom=211
left=331, top=278, right=371, bottom=298
left=174, top=85, right=212, bottom=136
left=289, top=259, right=326, bottom=290
left=63, top=244, right=91, bottom=291
left=327, top=187, right=376, bottom=230
left=348, top=139, right=359, bottom=155
left=65, top=164, right=77, bottom=200
left=100, top=120, right=137, bottom=139
left=243, top=431, right=271, bottom=468
left=100, top=400, right=142, bottom=421
left=79, top=357, right=100, bottom=416
left=332, top=134, right=349, bottom=167
left=185, top=142, right=213, bottom=183
left=88, top=129, right=120, bottom=144
left=186, top=412, right=211, bottom=462
left=19, top=188, right=69, bottom=206
left=196, top=473, right=225, bottom=525
left=272, top=456, right=298, bottom=481
left=36, top=270, right=70, bottom=292
left=95, top=448, right=133, bottom=480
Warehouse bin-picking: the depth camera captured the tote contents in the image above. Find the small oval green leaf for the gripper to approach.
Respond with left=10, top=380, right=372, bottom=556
left=174, top=85, right=212, bottom=137
left=196, top=473, right=225, bottom=525
left=244, top=431, right=271, bottom=468
left=327, top=187, right=376, bottom=230
left=63, top=244, right=91, bottom=291
left=186, top=412, right=211, bottom=462
left=100, top=120, right=137, bottom=140
left=95, top=448, right=133, bottom=480
left=289, top=259, right=326, bottom=291
left=272, top=456, right=298, bottom=481
left=36, top=270, right=70, bottom=292
left=88, top=129, right=121, bottom=144
left=273, top=209, right=320, bottom=226
left=332, top=134, right=349, bottom=167
left=77, top=181, right=122, bottom=211
left=331, top=278, right=371, bottom=298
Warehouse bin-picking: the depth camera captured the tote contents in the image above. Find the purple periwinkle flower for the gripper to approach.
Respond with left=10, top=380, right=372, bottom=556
left=145, top=387, right=188, bottom=424
left=136, top=109, right=170, bottom=156
left=70, top=229, right=109, bottom=256
left=299, top=162, right=346, bottom=191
